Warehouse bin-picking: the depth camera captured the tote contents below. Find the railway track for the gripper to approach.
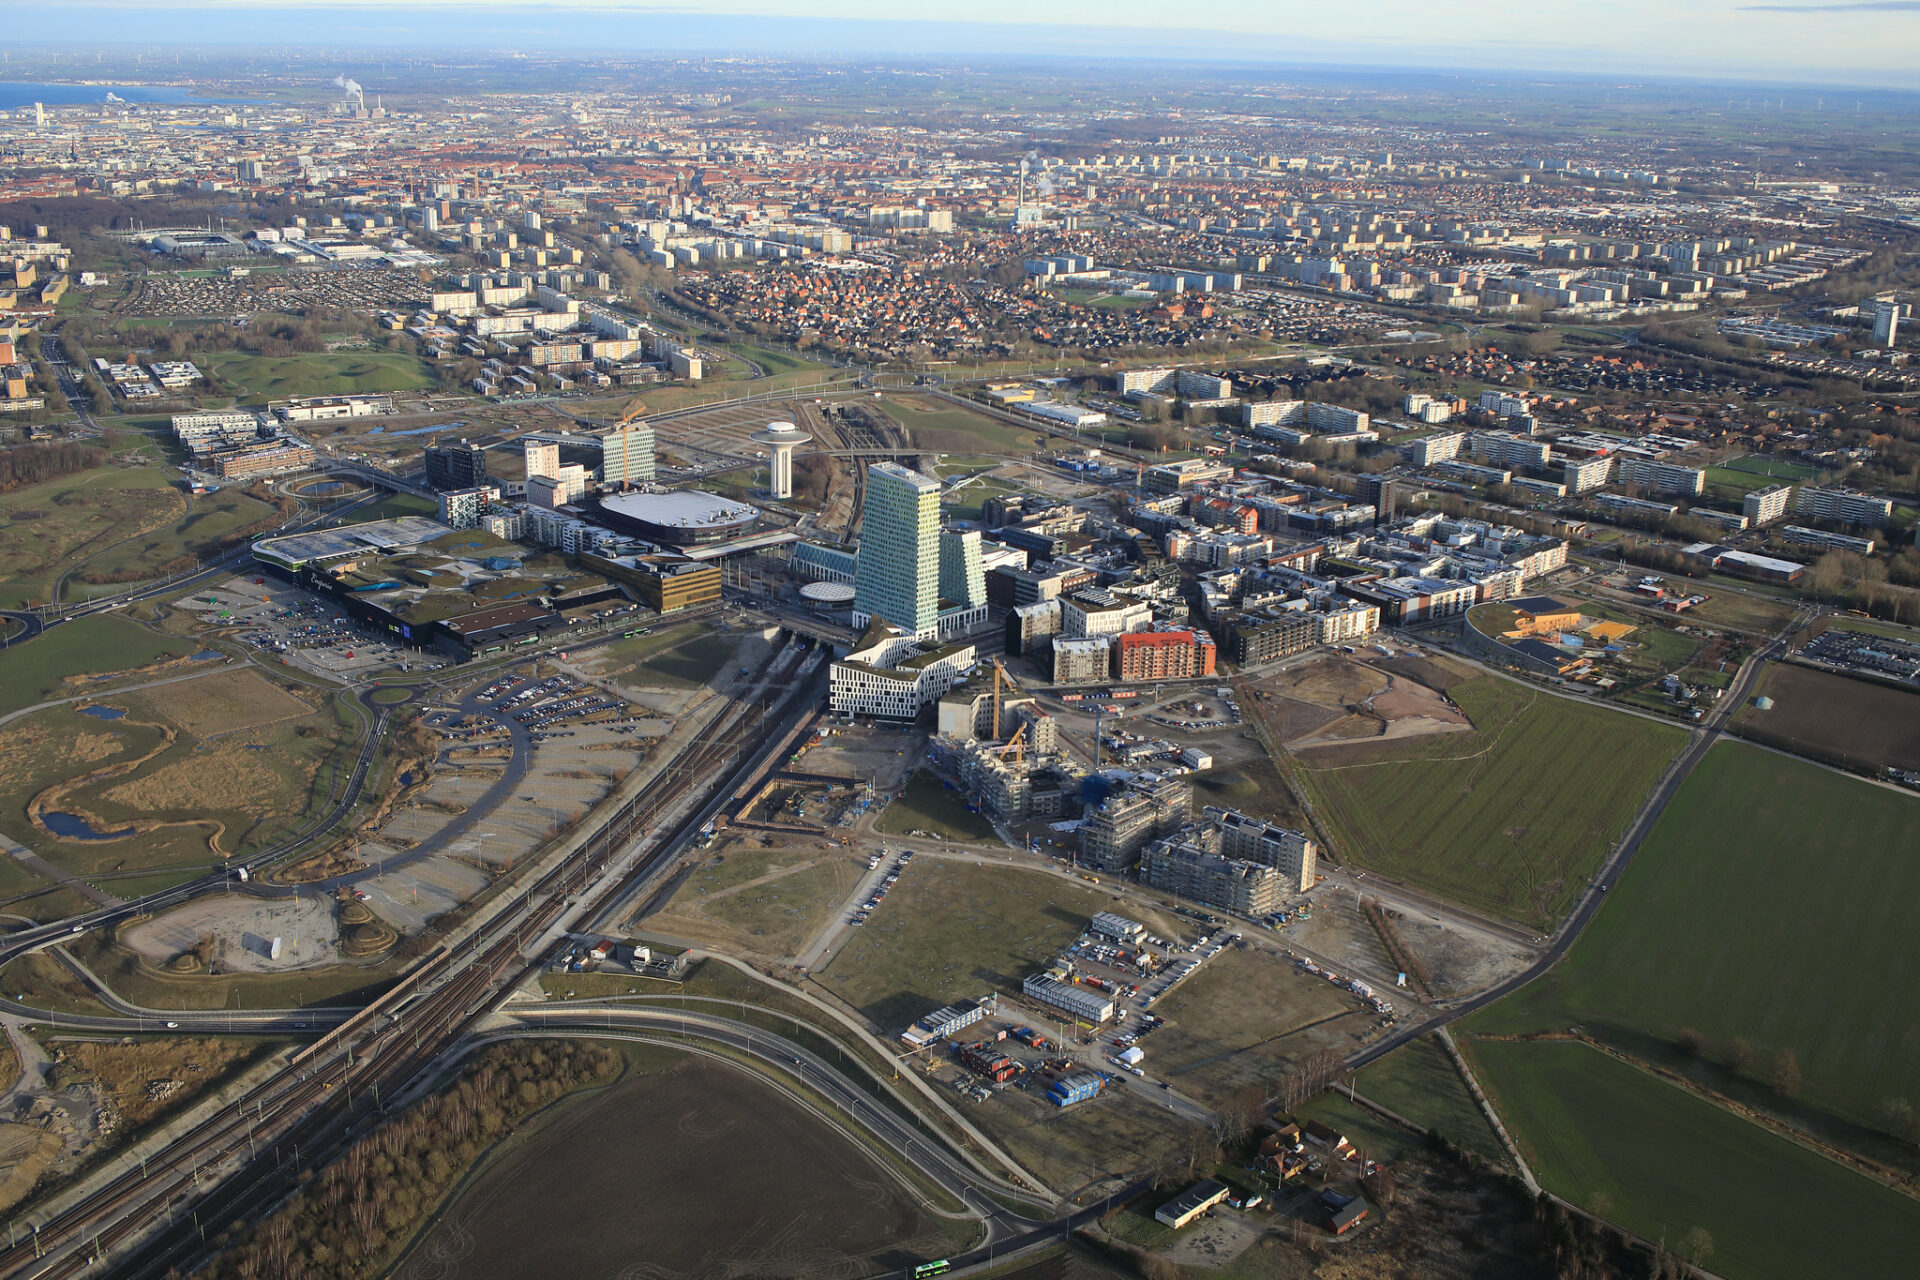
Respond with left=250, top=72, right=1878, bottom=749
left=4, top=658, right=824, bottom=1280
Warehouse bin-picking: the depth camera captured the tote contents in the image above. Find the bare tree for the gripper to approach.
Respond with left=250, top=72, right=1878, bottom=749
left=1771, top=1050, right=1802, bottom=1099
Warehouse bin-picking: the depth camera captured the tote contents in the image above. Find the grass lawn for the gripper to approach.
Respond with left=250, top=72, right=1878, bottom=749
left=877, top=395, right=1037, bottom=453
left=589, top=622, right=735, bottom=690
left=1149, top=947, right=1359, bottom=1112
left=206, top=350, right=436, bottom=402
left=78, top=486, right=281, bottom=582
left=72, top=928, right=405, bottom=1011
left=1294, top=1090, right=1425, bottom=1165
left=348, top=493, right=438, bottom=522
left=725, top=343, right=833, bottom=378
left=0, top=615, right=196, bottom=716
left=1719, top=455, right=1820, bottom=482
left=1294, top=676, right=1687, bottom=928
left=647, top=842, right=864, bottom=957
left=1467, top=1038, right=1920, bottom=1280
left=0, top=460, right=185, bottom=608
left=817, top=858, right=1129, bottom=1031
left=874, top=769, right=999, bottom=842
left=1467, top=743, right=1920, bottom=1135
left=1349, top=1035, right=1506, bottom=1166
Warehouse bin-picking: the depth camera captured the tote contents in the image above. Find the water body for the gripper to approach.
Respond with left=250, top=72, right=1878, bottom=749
left=304, top=481, right=349, bottom=494
left=191, top=649, right=221, bottom=660
left=0, top=82, right=257, bottom=110
left=76, top=705, right=126, bottom=720
left=42, top=812, right=135, bottom=841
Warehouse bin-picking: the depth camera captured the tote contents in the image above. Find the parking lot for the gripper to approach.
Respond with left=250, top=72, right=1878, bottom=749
left=127, top=263, right=432, bottom=319
left=1801, top=627, right=1920, bottom=685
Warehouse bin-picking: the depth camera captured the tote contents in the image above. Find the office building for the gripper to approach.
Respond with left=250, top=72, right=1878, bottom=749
left=424, top=440, right=489, bottom=491
left=828, top=621, right=976, bottom=720
left=601, top=421, right=656, bottom=487
left=939, top=528, right=987, bottom=609
left=1743, top=485, right=1793, bottom=526
left=1793, top=486, right=1893, bottom=527
left=854, top=462, right=941, bottom=636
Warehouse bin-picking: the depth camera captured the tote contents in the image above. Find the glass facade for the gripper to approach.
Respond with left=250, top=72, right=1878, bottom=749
left=854, top=462, right=940, bottom=635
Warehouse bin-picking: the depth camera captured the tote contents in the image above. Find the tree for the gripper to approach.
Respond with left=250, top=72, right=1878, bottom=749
left=1674, top=1027, right=1706, bottom=1058
left=1724, top=1037, right=1754, bottom=1076
left=1878, top=1097, right=1918, bottom=1144
left=1682, top=1226, right=1715, bottom=1271
left=1771, top=1049, right=1803, bottom=1099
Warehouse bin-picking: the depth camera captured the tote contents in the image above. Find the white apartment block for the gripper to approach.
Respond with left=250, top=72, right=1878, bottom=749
left=1470, top=432, right=1552, bottom=470
left=1560, top=455, right=1612, bottom=494
left=1743, top=485, right=1793, bottom=526
left=1793, top=486, right=1893, bottom=527
left=1242, top=399, right=1370, bottom=433
left=1614, top=455, right=1706, bottom=497
left=1402, top=431, right=1464, bottom=467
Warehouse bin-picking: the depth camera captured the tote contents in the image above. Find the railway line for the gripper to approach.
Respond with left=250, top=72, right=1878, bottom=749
left=3, top=651, right=826, bottom=1280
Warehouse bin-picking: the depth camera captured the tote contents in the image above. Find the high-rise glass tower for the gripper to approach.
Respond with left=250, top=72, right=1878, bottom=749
left=939, top=528, right=986, bottom=608
left=854, top=462, right=941, bottom=635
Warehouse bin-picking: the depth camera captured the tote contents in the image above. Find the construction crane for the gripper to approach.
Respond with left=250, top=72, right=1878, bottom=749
left=991, top=657, right=1011, bottom=739
left=996, top=722, right=1028, bottom=767
left=611, top=395, right=649, bottom=430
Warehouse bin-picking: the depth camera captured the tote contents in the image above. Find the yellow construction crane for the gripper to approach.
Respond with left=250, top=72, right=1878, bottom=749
left=611, top=395, right=648, bottom=429
left=997, top=722, right=1028, bottom=767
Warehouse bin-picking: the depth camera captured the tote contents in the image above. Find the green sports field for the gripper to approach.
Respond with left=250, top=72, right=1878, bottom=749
left=1469, top=1039, right=1920, bottom=1280
left=1469, top=742, right=1920, bottom=1131
left=1294, top=677, right=1687, bottom=928
left=206, top=350, right=436, bottom=401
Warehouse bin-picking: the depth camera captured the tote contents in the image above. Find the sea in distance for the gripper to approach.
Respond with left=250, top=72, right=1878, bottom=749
left=0, top=82, right=258, bottom=110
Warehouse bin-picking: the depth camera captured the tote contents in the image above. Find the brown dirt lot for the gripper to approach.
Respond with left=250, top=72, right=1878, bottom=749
left=1149, top=947, right=1372, bottom=1112
left=139, top=668, right=312, bottom=737
left=1265, top=659, right=1387, bottom=708
left=63, top=1036, right=273, bottom=1128
left=1735, top=662, right=1920, bottom=774
left=1372, top=653, right=1477, bottom=692
left=396, top=1055, right=957, bottom=1280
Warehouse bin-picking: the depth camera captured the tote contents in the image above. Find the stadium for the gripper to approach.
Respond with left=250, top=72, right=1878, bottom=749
left=593, top=490, right=763, bottom=547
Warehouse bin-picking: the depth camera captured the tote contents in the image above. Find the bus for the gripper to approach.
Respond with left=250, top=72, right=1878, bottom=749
left=909, top=1263, right=952, bottom=1279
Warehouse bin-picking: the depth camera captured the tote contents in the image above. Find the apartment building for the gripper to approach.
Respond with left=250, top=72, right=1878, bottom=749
left=1079, top=775, right=1193, bottom=874
left=1793, top=485, right=1893, bottom=527
left=1210, top=807, right=1317, bottom=892
left=1743, top=484, right=1793, bottom=526
left=1614, top=455, right=1706, bottom=497
left=1402, top=431, right=1464, bottom=467
left=1114, top=630, right=1217, bottom=682
left=1139, top=840, right=1284, bottom=916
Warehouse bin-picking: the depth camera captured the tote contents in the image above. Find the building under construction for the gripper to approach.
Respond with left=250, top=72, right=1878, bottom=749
left=932, top=660, right=1073, bottom=822
left=1079, top=774, right=1193, bottom=874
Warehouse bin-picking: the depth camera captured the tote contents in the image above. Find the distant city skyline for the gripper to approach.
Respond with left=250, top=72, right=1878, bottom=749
left=5, top=2, right=1919, bottom=88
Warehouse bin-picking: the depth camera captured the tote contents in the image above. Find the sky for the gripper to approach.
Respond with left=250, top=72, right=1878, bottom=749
left=7, top=1, right=1920, bottom=87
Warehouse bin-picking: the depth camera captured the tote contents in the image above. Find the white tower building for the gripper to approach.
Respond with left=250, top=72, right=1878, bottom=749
left=749, top=419, right=811, bottom=500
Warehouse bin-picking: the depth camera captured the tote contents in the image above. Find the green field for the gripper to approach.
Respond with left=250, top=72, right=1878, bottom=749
left=78, top=487, right=281, bottom=582
left=874, top=769, right=998, bottom=842
left=1469, top=1039, right=1920, bottom=1280
left=1295, top=677, right=1687, bottom=927
left=1720, top=455, right=1820, bottom=482
left=818, top=859, right=1134, bottom=1031
left=1468, top=743, right=1920, bottom=1132
left=588, top=622, right=737, bottom=690
left=0, top=460, right=185, bottom=607
left=206, top=350, right=437, bottom=402
left=0, top=615, right=196, bottom=716
left=876, top=395, right=1036, bottom=453
left=1350, top=1035, right=1507, bottom=1166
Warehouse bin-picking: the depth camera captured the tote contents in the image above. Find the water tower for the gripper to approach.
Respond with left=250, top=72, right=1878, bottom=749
left=749, top=419, right=811, bottom=500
